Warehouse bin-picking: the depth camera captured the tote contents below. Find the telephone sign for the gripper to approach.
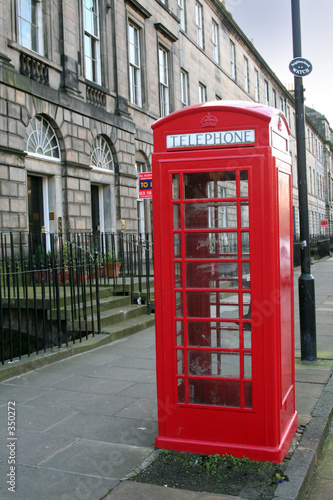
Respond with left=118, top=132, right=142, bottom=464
left=138, top=172, right=152, bottom=199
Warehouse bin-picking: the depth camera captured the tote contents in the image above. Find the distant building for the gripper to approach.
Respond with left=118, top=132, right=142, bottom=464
left=0, top=0, right=332, bottom=241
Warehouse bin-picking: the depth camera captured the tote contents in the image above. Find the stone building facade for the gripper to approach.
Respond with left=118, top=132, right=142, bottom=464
left=0, top=0, right=332, bottom=243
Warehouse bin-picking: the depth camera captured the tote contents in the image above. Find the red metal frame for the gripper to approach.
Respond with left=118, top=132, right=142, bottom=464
left=152, top=102, right=298, bottom=462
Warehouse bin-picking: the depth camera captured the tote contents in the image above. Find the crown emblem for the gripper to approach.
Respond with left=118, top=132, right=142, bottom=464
left=200, top=113, right=218, bottom=128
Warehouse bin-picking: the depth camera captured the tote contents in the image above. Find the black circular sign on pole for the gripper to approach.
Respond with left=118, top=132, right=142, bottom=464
left=289, top=57, right=313, bottom=77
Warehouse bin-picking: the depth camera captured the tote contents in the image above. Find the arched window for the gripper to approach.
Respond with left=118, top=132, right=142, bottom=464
left=90, top=135, right=114, bottom=171
left=25, top=116, right=61, bottom=160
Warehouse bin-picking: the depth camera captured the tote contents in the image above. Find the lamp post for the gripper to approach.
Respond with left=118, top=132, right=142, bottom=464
left=290, top=0, right=317, bottom=361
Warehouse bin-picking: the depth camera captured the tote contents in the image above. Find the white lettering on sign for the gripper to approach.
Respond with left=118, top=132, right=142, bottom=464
left=166, top=129, right=255, bottom=149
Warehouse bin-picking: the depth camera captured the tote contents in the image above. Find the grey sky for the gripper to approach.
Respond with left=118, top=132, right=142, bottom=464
left=225, top=0, right=333, bottom=126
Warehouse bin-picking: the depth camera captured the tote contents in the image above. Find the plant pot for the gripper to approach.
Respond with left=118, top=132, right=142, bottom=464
left=35, top=269, right=69, bottom=284
left=93, top=266, right=105, bottom=279
left=73, top=272, right=88, bottom=283
left=105, top=262, right=121, bottom=278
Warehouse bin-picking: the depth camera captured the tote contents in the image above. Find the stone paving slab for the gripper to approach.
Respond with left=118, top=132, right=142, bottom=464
left=3, top=430, right=75, bottom=466
left=52, top=374, right=135, bottom=395
left=110, top=355, right=157, bottom=370
left=115, top=381, right=157, bottom=399
left=88, top=365, right=155, bottom=382
left=306, top=422, right=333, bottom=499
left=0, top=461, right=118, bottom=500
left=294, top=366, right=332, bottom=384
left=72, top=393, right=137, bottom=416
left=47, top=406, right=158, bottom=447
left=295, top=380, right=326, bottom=424
left=2, top=369, right=72, bottom=387
left=114, top=398, right=158, bottom=421
left=307, top=478, right=333, bottom=500
left=0, top=383, right=49, bottom=403
left=41, top=439, right=153, bottom=479
left=19, top=387, right=103, bottom=410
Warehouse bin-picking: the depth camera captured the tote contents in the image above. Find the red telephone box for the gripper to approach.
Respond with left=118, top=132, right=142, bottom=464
left=152, top=101, right=298, bottom=462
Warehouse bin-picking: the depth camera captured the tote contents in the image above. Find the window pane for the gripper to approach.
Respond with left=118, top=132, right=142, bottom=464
left=178, top=379, right=185, bottom=403
left=188, top=321, right=239, bottom=348
left=174, top=262, right=182, bottom=288
left=90, top=136, right=114, bottom=170
left=84, top=3, right=92, bottom=33
left=173, top=205, right=181, bottom=229
left=243, top=293, right=251, bottom=319
left=176, top=321, right=184, bottom=346
left=184, top=172, right=236, bottom=199
left=240, top=171, right=248, bottom=197
left=241, top=232, right=250, bottom=258
left=159, top=48, right=168, bottom=85
left=243, top=327, right=251, bottom=348
left=185, top=202, right=237, bottom=229
left=128, top=24, right=140, bottom=66
left=177, top=350, right=184, bottom=375
left=195, top=2, right=203, bottom=48
left=241, top=202, right=249, bottom=228
left=84, top=35, right=93, bottom=81
left=189, top=379, right=240, bottom=406
left=19, top=20, right=31, bottom=47
left=188, top=351, right=239, bottom=378
left=230, top=41, right=235, bottom=79
left=128, top=24, right=142, bottom=106
left=128, top=25, right=135, bottom=63
left=172, top=174, right=180, bottom=200
left=199, top=84, right=206, bottom=103
left=186, top=262, right=238, bottom=289
left=244, top=382, right=252, bottom=408
left=25, top=116, right=61, bottom=160
left=187, top=292, right=239, bottom=319
left=20, top=0, right=31, bottom=21
left=244, top=57, right=249, bottom=93
left=242, top=262, right=250, bottom=289
left=212, top=21, right=219, bottom=63
left=159, top=47, right=169, bottom=116
left=84, top=0, right=98, bottom=36
left=178, top=0, right=185, bottom=30
left=84, top=0, right=101, bottom=83
left=174, top=233, right=181, bottom=257
left=18, top=0, right=42, bottom=53
left=244, top=353, right=252, bottom=379
left=175, top=292, right=183, bottom=317
left=181, top=71, right=188, bottom=106
left=185, top=232, right=237, bottom=259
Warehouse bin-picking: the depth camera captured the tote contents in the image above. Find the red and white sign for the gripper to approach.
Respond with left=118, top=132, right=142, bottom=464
left=138, top=172, right=152, bottom=199
left=321, top=219, right=328, bottom=228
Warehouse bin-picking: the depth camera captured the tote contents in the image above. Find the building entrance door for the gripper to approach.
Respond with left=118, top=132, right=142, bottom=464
left=28, top=175, right=44, bottom=248
left=91, top=185, right=100, bottom=233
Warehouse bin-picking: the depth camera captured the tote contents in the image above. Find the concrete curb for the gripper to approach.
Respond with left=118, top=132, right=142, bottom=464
left=273, top=373, right=333, bottom=500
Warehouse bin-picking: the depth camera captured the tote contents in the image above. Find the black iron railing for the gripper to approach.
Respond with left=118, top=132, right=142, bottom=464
left=293, top=234, right=331, bottom=267
left=0, top=231, right=154, bottom=365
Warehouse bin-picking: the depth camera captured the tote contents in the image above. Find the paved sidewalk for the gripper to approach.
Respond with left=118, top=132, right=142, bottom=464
left=0, top=258, right=332, bottom=500
left=306, top=420, right=333, bottom=500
